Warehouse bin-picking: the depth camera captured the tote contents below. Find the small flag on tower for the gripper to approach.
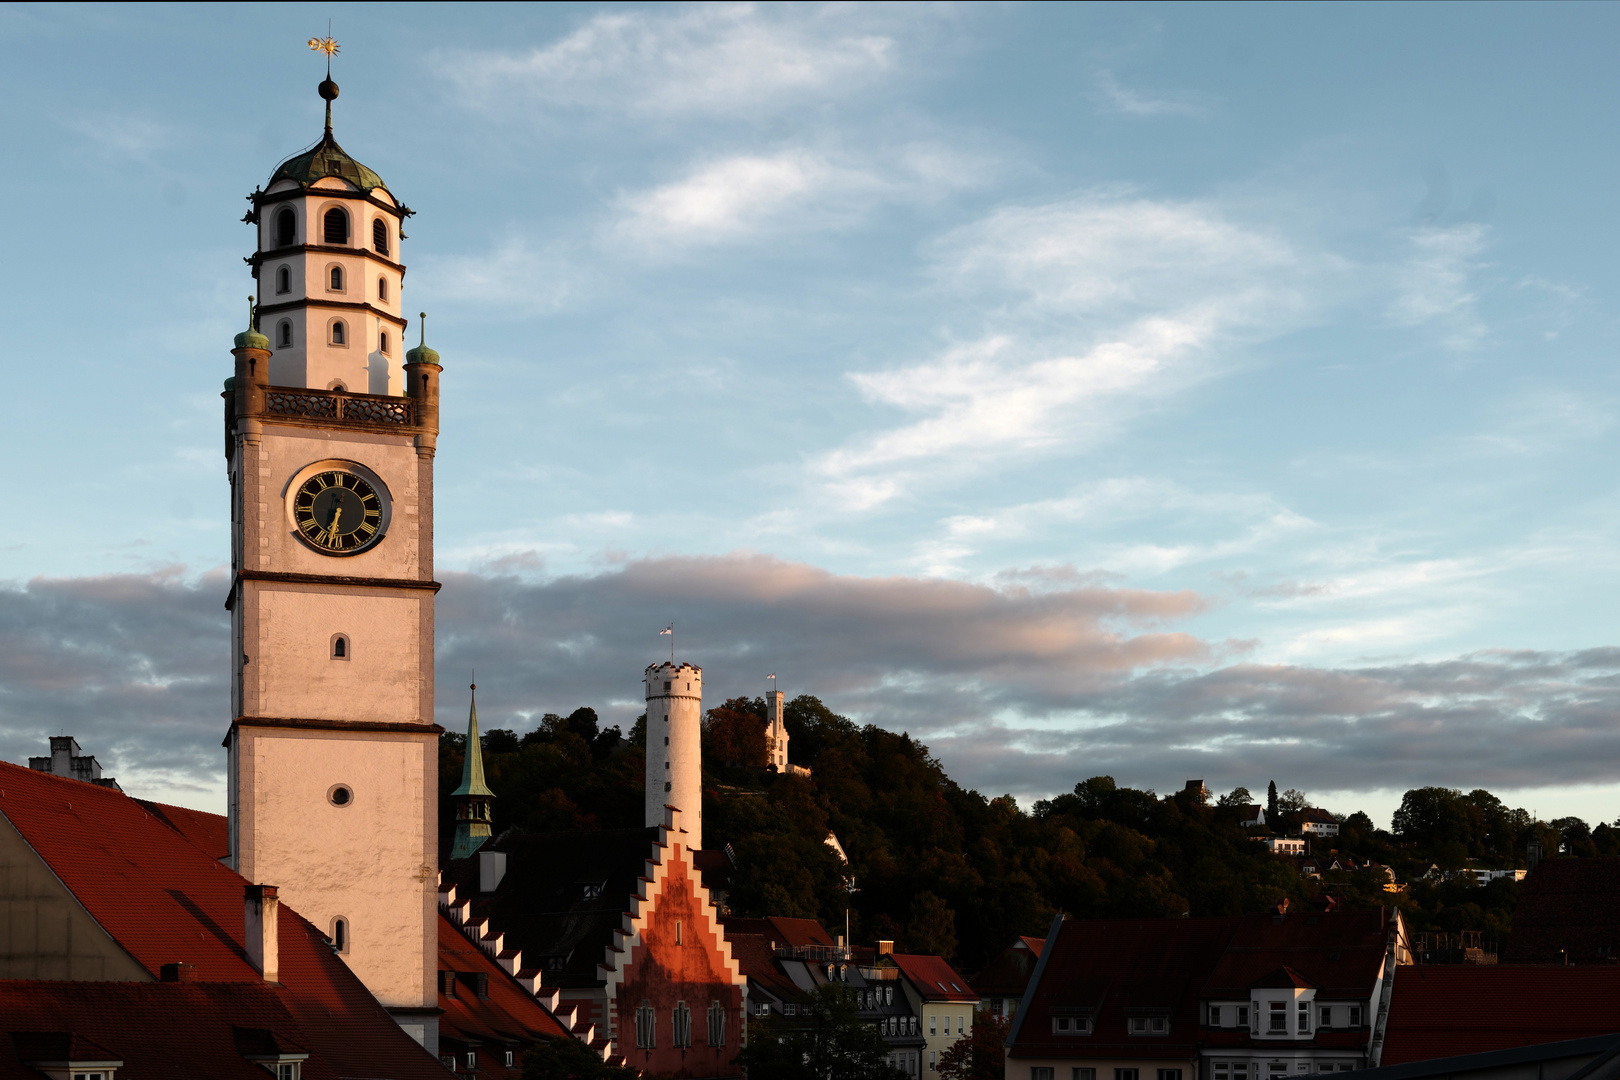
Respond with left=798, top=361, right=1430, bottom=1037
left=660, top=626, right=673, bottom=636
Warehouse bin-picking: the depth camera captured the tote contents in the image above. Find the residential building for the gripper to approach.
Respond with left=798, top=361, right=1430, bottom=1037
left=1502, top=857, right=1620, bottom=964
left=891, top=950, right=978, bottom=1075
left=971, top=935, right=1045, bottom=1020
left=1263, top=838, right=1306, bottom=856
left=1380, top=966, right=1620, bottom=1065
left=1005, top=904, right=1410, bottom=1080
left=1241, top=806, right=1267, bottom=829
left=1299, top=810, right=1340, bottom=838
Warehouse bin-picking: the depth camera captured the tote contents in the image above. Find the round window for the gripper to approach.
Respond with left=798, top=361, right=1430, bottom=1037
left=328, top=784, right=353, bottom=807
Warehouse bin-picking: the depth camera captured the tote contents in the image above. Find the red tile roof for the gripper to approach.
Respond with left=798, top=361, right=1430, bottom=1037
left=0, top=760, right=445, bottom=1079
left=971, top=936, right=1045, bottom=997
left=0, top=981, right=330, bottom=1079
left=1381, top=965, right=1620, bottom=1065
left=723, top=932, right=809, bottom=1001
left=438, top=910, right=570, bottom=1070
left=1502, top=857, right=1620, bottom=964
left=722, top=916, right=834, bottom=949
left=1203, top=908, right=1391, bottom=998
left=135, top=796, right=230, bottom=859
left=892, top=953, right=978, bottom=1002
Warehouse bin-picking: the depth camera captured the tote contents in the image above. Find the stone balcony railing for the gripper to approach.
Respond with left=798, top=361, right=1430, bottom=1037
left=265, top=386, right=414, bottom=426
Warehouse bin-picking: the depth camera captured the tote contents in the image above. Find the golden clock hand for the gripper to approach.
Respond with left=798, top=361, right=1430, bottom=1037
left=326, top=506, right=344, bottom=547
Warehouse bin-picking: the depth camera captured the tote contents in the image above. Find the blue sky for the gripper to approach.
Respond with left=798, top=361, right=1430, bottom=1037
left=3, top=2, right=1620, bottom=826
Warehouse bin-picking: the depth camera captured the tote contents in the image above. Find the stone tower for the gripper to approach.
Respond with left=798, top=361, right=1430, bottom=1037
left=450, top=686, right=495, bottom=861
left=644, top=661, right=703, bottom=850
left=765, top=689, right=790, bottom=772
left=223, top=75, right=443, bottom=1051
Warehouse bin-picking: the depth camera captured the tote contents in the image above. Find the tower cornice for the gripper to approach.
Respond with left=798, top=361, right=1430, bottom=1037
left=252, top=186, right=409, bottom=218
left=256, top=297, right=408, bottom=329
left=250, top=243, right=407, bottom=275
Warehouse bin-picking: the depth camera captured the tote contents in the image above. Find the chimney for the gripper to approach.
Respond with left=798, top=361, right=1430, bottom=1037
left=160, top=962, right=197, bottom=983
left=479, top=849, right=507, bottom=894
left=244, top=884, right=279, bottom=982
left=876, top=939, right=894, bottom=956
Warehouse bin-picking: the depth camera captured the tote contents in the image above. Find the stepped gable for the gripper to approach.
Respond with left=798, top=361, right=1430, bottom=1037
left=1503, top=857, right=1620, bottom=964
left=1203, top=908, right=1392, bottom=998
left=1380, top=965, right=1620, bottom=1064
left=437, top=911, right=570, bottom=1075
left=970, top=935, right=1044, bottom=999
left=0, top=982, right=327, bottom=1079
left=0, top=761, right=444, bottom=1078
left=444, top=826, right=660, bottom=989
left=1010, top=917, right=1236, bottom=1063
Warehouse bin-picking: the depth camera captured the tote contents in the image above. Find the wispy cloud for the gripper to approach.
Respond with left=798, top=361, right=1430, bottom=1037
left=434, top=4, right=897, bottom=119
left=1093, top=70, right=1204, bottom=117
left=66, top=112, right=174, bottom=164
left=412, top=238, right=581, bottom=316
left=1391, top=223, right=1488, bottom=350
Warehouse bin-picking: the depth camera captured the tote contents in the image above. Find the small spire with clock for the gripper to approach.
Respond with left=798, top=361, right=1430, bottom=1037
left=223, top=36, right=445, bottom=1055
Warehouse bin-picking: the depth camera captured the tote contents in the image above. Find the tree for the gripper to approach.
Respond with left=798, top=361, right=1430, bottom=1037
left=734, top=983, right=909, bottom=1080
left=1278, top=789, right=1309, bottom=814
left=1217, top=787, right=1253, bottom=809
left=1393, top=787, right=1472, bottom=862
left=705, top=697, right=769, bottom=768
left=938, top=1014, right=1010, bottom=1080
left=1267, top=781, right=1278, bottom=820
left=521, top=1035, right=639, bottom=1079
left=905, top=891, right=957, bottom=960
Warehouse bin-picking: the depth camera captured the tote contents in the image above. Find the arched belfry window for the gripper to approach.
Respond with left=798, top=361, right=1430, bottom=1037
left=329, top=265, right=344, bottom=292
left=378, top=276, right=388, bottom=300
left=277, top=321, right=292, bottom=348
left=275, top=208, right=296, bottom=247
left=331, top=320, right=347, bottom=346
left=275, top=266, right=290, bottom=294
left=324, top=207, right=348, bottom=245
left=372, top=218, right=389, bottom=256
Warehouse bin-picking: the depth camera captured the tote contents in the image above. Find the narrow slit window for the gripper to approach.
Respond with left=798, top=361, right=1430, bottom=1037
left=278, top=321, right=292, bottom=348
left=332, top=916, right=347, bottom=951
left=324, top=207, right=348, bottom=244
left=378, top=276, right=388, bottom=300
left=275, top=207, right=296, bottom=247
left=332, top=321, right=346, bottom=346
left=276, top=266, right=290, bottom=294
left=330, top=266, right=344, bottom=291
left=380, top=331, right=390, bottom=354
left=373, top=218, right=389, bottom=255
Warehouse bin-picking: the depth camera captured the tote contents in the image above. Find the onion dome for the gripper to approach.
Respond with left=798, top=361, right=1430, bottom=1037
left=234, top=297, right=270, bottom=352
left=405, top=313, right=440, bottom=366
left=267, top=78, right=389, bottom=194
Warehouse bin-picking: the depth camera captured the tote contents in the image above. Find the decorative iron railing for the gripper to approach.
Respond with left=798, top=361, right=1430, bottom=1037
left=265, top=388, right=413, bottom=426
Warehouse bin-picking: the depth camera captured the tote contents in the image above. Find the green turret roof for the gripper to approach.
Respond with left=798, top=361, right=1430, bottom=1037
left=234, top=296, right=269, bottom=352
left=269, top=129, right=388, bottom=194
left=452, top=688, right=494, bottom=798
left=405, top=312, right=440, bottom=366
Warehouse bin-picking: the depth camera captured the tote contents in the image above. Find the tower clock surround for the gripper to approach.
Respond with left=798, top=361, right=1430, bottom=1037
left=224, top=76, right=443, bottom=1054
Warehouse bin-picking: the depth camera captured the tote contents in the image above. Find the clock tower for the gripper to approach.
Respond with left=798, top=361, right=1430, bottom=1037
left=223, top=74, right=444, bottom=1051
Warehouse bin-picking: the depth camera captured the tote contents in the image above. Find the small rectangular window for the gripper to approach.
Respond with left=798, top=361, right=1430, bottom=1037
left=1159, top=1070, right=1183, bottom=1080
left=1349, top=1006, right=1362, bottom=1027
left=1210, top=1004, right=1222, bottom=1026
left=1152, top=1017, right=1167, bottom=1034
left=1032, top=1070, right=1055, bottom=1080
left=1320, top=1006, right=1332, bottom=1028
left=1270, top=1001, right=1287, bottom=1032
left=1239, top=1006, right=1250, bottom=1027
left=1115, top=1070, right=1139, bottom=1080
left=1216, top=1066, right=1230, bottom=1080
left=1298, top=1001, right=1310, bottom=1033
left=931, top=1015, right=938, bottom=1035
left=465, top=1052, right=477, bottom=1069
left=1076, top=1070, right=1097, bottom=1080
left=1131, top=1016, right=1147, bottom=1033
left=505, top=1051, right=515, bottom=1067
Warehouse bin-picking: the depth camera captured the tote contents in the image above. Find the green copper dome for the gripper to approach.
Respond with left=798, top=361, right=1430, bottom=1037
left=405, top=312, right=440, bottom=366
left=234, top=297, right=270, bottom=352
left=269, top=129, right=388, bottom=194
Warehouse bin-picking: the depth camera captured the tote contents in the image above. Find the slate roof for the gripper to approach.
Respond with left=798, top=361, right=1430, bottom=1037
left=971, top=936, right=1045, bottom=997
left=0, top=760, right=444, bottom=1079
left=1381, top=965, right=1620, bottom=1065
left=892, top=952, right=978, bottom=1003
left=1503, top=857, right=1620, bottom=964
left=444, top=827, right=660, bottom=989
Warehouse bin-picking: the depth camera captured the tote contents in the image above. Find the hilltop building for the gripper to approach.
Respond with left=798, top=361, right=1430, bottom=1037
left=28, top=735, right=119, bottom=790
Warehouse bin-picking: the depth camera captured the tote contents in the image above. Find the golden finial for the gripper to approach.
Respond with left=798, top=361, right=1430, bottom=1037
left=308, top=37, right=340, bottom=58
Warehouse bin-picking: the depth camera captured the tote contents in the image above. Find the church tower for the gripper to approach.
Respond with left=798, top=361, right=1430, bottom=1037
left=644, top=662, right=703, bottom=850
left=224, top=73, right=443, bottom=1051
left=450, top=686, right=495, bottom=861
left=765, top=689, right=790, bottom=772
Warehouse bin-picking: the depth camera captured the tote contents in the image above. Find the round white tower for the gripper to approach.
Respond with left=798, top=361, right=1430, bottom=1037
left=645, top=661, right=703, bottom=850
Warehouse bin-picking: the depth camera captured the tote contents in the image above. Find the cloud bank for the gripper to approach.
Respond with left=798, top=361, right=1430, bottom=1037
left=5, top=559, right=1620, bottom=817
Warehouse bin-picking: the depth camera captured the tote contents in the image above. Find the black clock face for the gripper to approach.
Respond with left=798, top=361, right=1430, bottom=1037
left=292, top=471, right=384, bottom=554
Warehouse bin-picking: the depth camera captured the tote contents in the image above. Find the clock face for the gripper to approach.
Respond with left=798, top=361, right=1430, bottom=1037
left=292, top=470, right=385, bottom=554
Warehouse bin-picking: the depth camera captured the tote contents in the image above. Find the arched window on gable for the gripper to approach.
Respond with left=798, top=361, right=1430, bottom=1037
left=372, top=218, right=389, bottom=255
left=277, top=321, right=292, bottom=348
left=329, top=265, right=344, bottom=291
left=324, top=207, right=348, bottom=245
left=275, top=207, right=296, bottom=247
left=275, top=265, right=290, bottom=294
left=378, top=276, right=388, bottom=300
left=331, top=321, right=347, bottom=346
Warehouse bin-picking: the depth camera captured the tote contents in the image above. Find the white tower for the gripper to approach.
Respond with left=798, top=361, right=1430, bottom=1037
left=644, top=661, right=703, bottom=850
left=224, top=74, right=441, bottom=1051
left=766, top=690, right=790, bottom=772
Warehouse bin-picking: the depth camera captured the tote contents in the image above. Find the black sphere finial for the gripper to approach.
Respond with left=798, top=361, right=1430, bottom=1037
left=319, top=77, right=340, bottom=101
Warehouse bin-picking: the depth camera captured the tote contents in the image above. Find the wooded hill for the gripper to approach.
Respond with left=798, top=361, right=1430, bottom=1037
left=439, top=694, right=1617, bottom=974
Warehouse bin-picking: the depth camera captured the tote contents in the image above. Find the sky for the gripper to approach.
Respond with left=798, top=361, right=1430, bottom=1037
left=3, top=2, right=1620, bottom=827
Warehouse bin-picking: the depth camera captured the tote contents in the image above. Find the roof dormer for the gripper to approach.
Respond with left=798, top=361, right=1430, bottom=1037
left=10, top=1032, right=124, bottom=1080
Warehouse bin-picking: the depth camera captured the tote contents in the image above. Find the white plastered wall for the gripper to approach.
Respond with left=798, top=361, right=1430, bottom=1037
left=235, top=727, right=434, bottom=1008
left=645, top=663, right=703, bottom=850
left=257, top=589, right=423, bottom=722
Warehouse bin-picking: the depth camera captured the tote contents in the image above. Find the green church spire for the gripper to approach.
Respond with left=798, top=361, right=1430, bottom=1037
left=450, top=682, right=495, bottom=860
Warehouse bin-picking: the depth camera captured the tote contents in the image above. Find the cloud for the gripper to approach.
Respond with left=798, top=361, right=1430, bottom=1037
left=66, top=112, right=174, bottom=165
left=435, top=4, right=896, bottom=119
left=1093, top=70, right=1203, bottom=117
left=1391, top=223, right=1488, bottom=350
left=412, top=238, right=580, bottom=316
left=813, top=193, right=1315, bottom=501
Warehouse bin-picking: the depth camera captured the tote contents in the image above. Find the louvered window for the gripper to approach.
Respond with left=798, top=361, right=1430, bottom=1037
left=373, top=218, right=389, bottom=255
left=275, top=208, right=296, bottom=247
left=324, top=207, right=348, bottom=244
left=708, top=1000, right=726, bottom=1047
left=673, top=1001, right=692, bottom=1048
left=636, top=1001, right=656, bottom=1048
